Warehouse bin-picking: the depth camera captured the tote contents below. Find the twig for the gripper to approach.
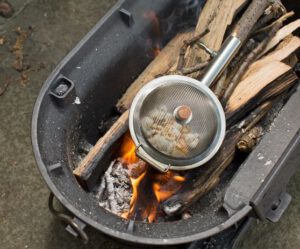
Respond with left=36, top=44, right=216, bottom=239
left=252, top=1, right=286, bottom=32
left=177, top=28, right=209, bottom=70
left=213, top=69, right=228, bottom=99
left=179, top=61, right=209, bottom=75
left=254, top=11, right=294, bottom=34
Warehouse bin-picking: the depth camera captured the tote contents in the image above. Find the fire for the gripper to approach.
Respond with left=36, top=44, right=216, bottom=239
left=152, top=171, right=185, bottom=203
left=129, top=171, right=146, bottom=214
left=143, top=10, right=162, bottom=57
left=119, top=133, right=185, bottom=223
left=119, top=132, right=139, bottom=164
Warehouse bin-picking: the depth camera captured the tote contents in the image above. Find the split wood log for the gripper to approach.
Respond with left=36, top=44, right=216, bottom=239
left=258, top=16, right=299, bottom=56
left=214, top=16, right=298, bottom=100
left=116, top=31, right=192, bottom=113
left=221, top=18, right=284, bottom=105
left=226, top=65, right=298, bottom=125
left=184, top=0, right=250, bottom=78
left=161, top=101, right=273, bottom=217
left=245, top=35, right=300, bottom=77
left=73, top=111, right=129, bottom=189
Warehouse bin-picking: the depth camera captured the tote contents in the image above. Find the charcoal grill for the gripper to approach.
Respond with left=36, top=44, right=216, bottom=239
left=32, top=0, right=300, bottom=247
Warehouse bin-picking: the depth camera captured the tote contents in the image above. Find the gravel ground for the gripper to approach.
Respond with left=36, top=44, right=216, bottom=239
left=0, top=1, right=299, bottom=249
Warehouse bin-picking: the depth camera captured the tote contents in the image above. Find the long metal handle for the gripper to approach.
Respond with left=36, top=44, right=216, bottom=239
left=201, top=35, right=241, bottom=87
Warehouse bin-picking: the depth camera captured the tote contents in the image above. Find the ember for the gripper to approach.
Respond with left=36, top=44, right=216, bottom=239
left=97, top=132, right=186, bottom=223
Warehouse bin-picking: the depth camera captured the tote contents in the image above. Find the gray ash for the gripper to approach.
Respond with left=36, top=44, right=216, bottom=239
left=96, top=160, right=132, bottom=216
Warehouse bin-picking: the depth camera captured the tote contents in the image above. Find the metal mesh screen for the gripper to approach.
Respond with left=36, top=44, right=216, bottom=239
left=139, top=83, right=218, bottom=159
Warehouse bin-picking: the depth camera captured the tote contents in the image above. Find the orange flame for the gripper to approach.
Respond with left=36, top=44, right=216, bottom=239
left=119, top=133, right=185, bottom=222
left=119, top=132, right=139, bottom=164
left=129, top=171, right=147, bottom=214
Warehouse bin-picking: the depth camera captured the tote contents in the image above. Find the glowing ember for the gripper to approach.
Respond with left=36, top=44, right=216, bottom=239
left=119, top=132, right=185, bottom=222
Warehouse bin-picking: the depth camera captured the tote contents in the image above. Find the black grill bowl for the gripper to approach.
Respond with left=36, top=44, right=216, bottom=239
left=32, top=0, right=300, bottom=246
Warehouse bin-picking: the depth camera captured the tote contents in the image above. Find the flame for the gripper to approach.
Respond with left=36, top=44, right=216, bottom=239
left=119, top=132, right=139, bottom=164
left=129, top=171, right=147, bottom=214
left=143, top=10, right=162, bottom=57
left=119, top=133, right=185, bottom=223
left=152, top=172, right=185, bottom=203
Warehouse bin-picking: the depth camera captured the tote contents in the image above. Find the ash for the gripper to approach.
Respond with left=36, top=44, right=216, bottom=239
left=96, top=160, right=132, bottom=216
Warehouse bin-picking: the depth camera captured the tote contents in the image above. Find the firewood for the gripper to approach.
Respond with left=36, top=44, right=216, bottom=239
left=227, top=61, right=291, bottom=112
left=221, top=19, right=284, bottom=105
left=116, top=32, right=192, bottom=113
left=226, top=68, right=298, bottom=125
left=184, top=0, right=250, bottom=77
left=161, top=101, right=273, bottom=217
left=245, top=35, right=300, bottom=77
left=225, top=34, right=300, bottom=116
left=252, top=1, right=286, bottom=32
left=260, top=18, right=300, bottom=57
left=213, top=68, right=229, bottom=99
left=177, top=62, right=209, bottom=76
left=73, top=111, right=129, bottom=189
left=217, top=11, right=295, bottom=102
left=254, top=11, right=294, bottom=36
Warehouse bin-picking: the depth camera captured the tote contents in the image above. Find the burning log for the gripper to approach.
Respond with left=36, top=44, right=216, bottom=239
left=73, top=111, right=129, bottom=189
left=96, top=136, right=186, bottom=222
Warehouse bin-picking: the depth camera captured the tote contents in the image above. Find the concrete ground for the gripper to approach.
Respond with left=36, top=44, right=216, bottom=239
left=0, top=1, right=299, bottom=249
